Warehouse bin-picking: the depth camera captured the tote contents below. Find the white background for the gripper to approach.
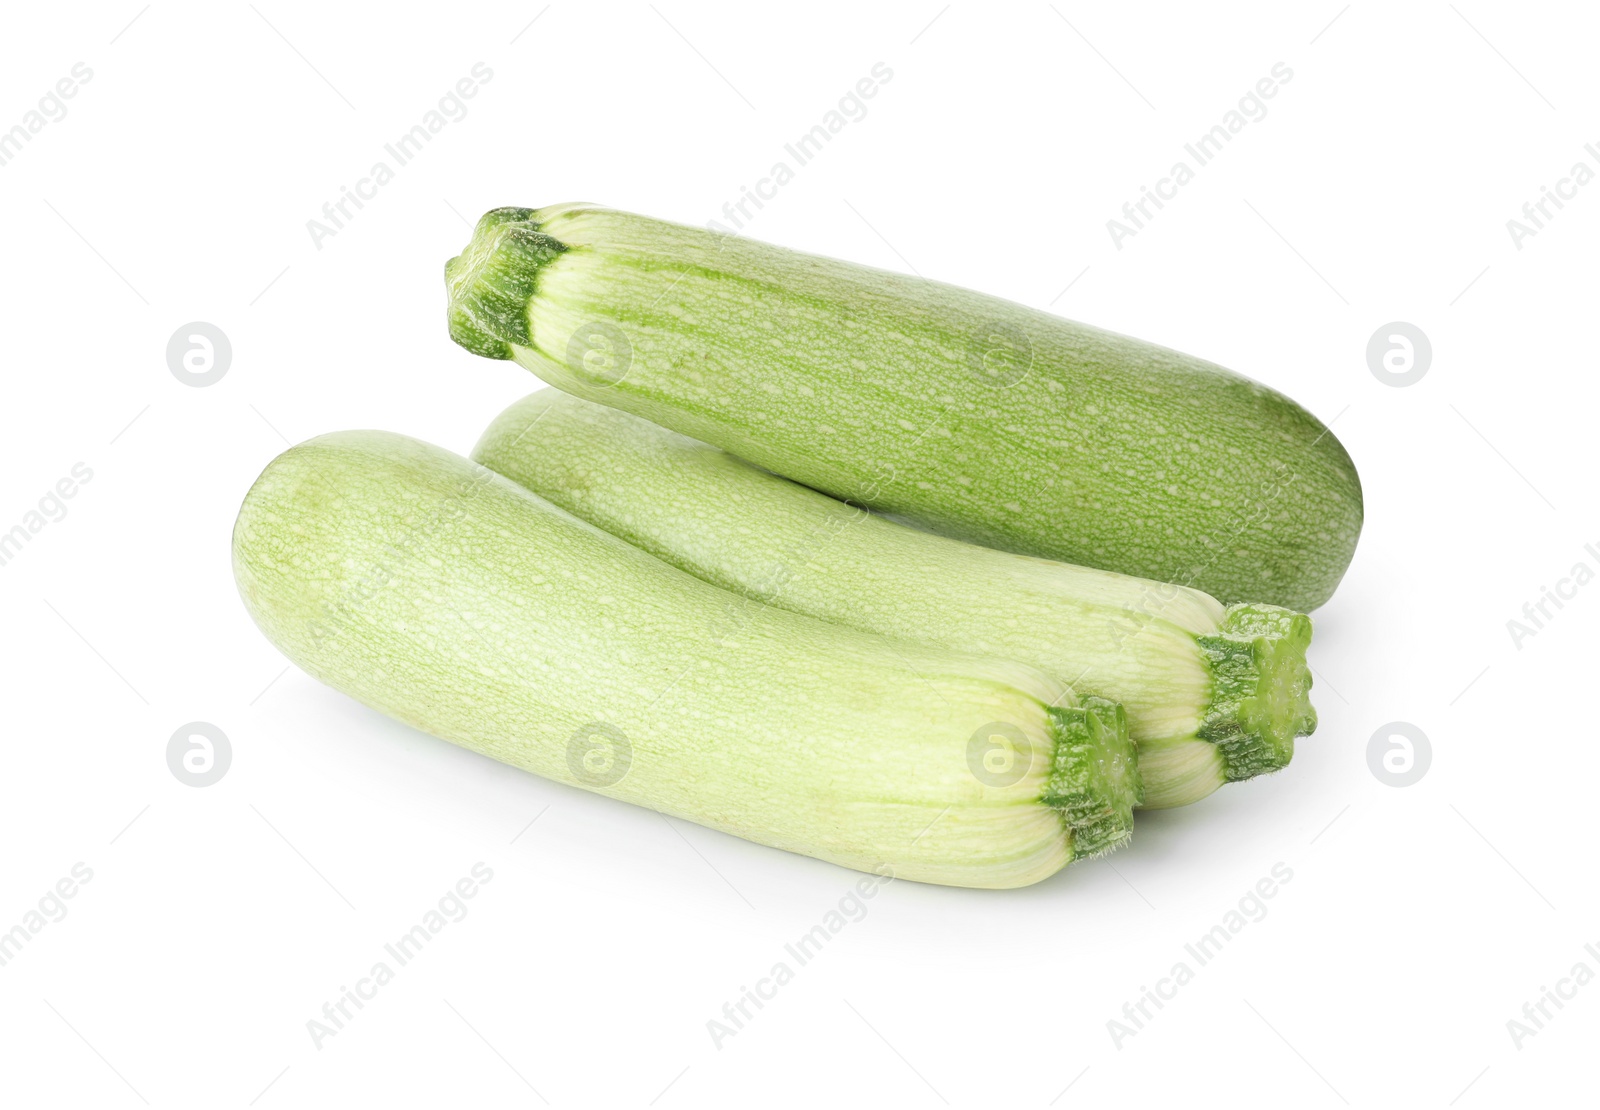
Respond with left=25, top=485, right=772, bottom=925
left=1, top=1, right=1592, bottom=1106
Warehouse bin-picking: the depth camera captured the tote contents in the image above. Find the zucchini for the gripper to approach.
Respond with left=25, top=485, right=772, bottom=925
left=232, top=431, right=1140, bottom=888
left=444, top=205, right=1362, bottom=611
left=474, top=390, right=1317, bottom=808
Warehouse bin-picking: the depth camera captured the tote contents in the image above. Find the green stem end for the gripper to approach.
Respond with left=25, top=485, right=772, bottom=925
left=1044, top=696, right=1140, bottom=858
left=445, top=207, right=565, bottom=360
left=1196, top=604, right=1317, bottom=781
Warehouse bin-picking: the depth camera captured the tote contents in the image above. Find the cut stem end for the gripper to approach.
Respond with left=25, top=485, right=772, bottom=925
left=1196, top=604, right=1317, bottom=782
left=1044, top=697, right=1139, bottom=858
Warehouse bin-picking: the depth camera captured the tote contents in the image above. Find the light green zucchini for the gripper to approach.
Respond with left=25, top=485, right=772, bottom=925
left=444, top=205, right=1362, bottom=611
left=474, top=390, right=1317, bottom=808
left=232, top=431, right=1140, bottom=888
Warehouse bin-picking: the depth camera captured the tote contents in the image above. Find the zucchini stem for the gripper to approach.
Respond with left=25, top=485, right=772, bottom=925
left=445, top=207, right=565, bottom=360
left=1046, top=698, right=1138, bottom=856
left=1195, top=604, right=1317, bottom=780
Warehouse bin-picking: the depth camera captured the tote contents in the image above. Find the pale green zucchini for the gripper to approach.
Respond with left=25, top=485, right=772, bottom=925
left=474, top=390, right=1317, bottom=808
left=444, top=205, right=1362, bottom=611
left=232, top=431, right=1140, bottom=888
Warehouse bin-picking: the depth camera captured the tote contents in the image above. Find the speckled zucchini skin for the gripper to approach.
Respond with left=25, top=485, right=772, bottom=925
left=446, top=205, right=1362, bottom=610
left=475, top=390, right=1318, bottom=807
left=232, top=432, right=1140, bottom=888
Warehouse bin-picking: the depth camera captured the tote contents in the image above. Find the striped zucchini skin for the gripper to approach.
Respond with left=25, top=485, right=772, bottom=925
left=446, top=205, right=1362, bottom=611
left=232, top=431, right=1140, bottom=888
left=474, top=390, right=1318, bottom=808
